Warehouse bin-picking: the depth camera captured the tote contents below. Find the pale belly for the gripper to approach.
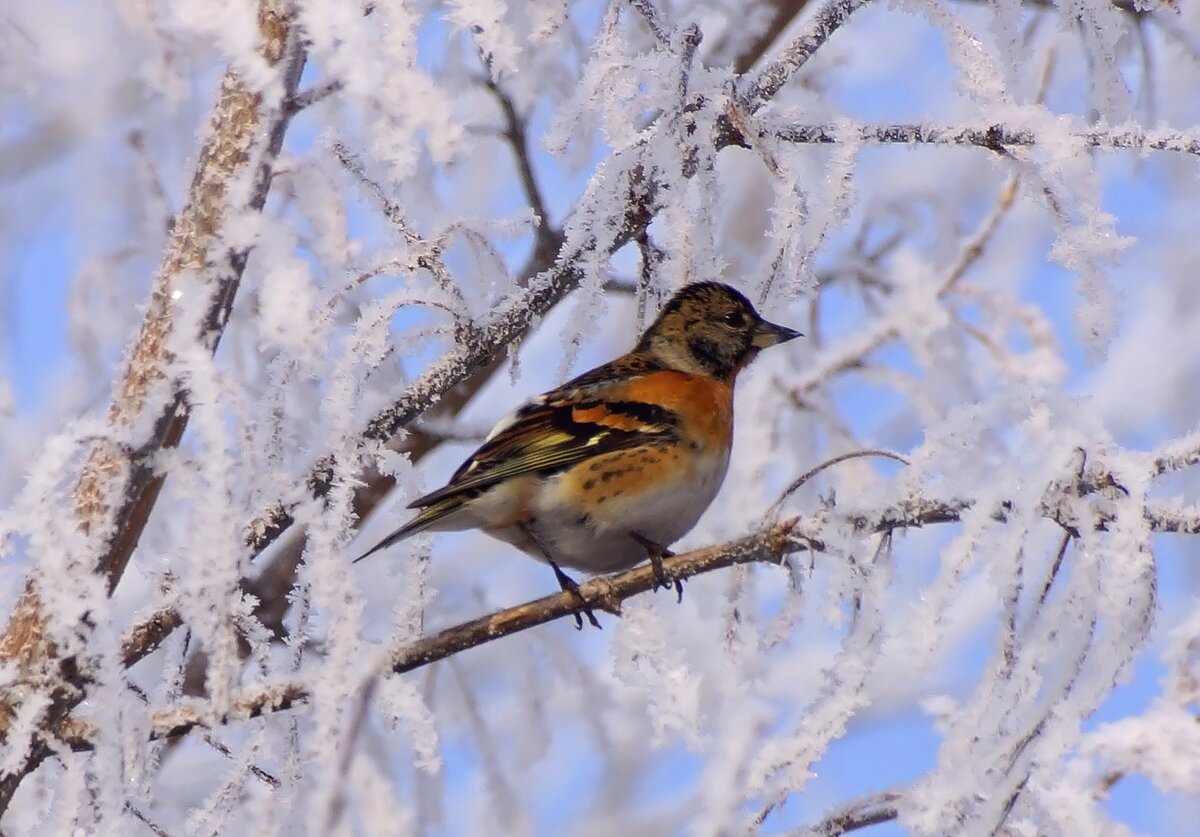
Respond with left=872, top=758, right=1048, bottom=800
left=519, top=447, right=731, bottom=573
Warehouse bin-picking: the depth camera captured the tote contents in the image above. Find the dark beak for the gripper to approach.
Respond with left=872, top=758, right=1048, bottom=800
left=751, top=319, right=803, bottom=349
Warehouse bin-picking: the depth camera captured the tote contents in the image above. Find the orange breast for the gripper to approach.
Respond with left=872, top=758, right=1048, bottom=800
left=615, top=370, right=734, bottom=450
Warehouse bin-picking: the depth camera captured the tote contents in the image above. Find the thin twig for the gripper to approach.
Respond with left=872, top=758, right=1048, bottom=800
left=766, top=449, right=910, bottom=520
left=287, top=79, right=344, bottom=112
left=1037, top=530, right=1074, bottom=607
left=799, top=789, right=902, bottom=836
left=331, top=142, right=468, bottom=311
left=627, top=0, right=670, bottom=45
left=481, top=75, right=553, bottom=234
left=127, top=803, right=171, bottom=837
left=741, top=0, right=876, bottom=111
left=710, top=0, right=815, bottom=75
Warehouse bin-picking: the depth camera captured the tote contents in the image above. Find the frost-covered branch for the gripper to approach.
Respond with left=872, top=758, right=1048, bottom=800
left=237, top=1, right=880, bottom=567
left=232, top=2, right=1200, bottom=604
left=714, top=0, right=816, bottom=74
left=83, top=475, right=1194, bottom=749
left=0, top=0, right=306, bottom=813
left=773, top=122, right=1200, bottom=157
left=88, top=521, right=820, bottom=747
left=1142, top=501, right=1200, bottom=535
left=627, top=0, right=671, bottom=45
left=800, top=789, right=902, bottom=836
left=1152, top=433, right=1200, bottom=476
left=955, top=0, right=1174, bottom=15
left=9, top=0, right=1200, bottom=828
left=287, top=79, right=344, bottom=113
left=127, top=88, right=568, bottom=687
left=741, top=0, right=876, bottom=110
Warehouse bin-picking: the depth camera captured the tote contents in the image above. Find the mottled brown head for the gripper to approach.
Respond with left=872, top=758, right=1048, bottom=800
left=635, top=282, right=801, bottom=381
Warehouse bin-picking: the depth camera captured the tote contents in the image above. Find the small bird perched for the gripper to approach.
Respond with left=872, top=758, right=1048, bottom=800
left=357, top=281, right=800, bottom=626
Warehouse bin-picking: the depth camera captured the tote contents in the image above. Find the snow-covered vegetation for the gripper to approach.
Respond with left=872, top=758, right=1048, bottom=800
left=2, top=0, right=1199, bottom=833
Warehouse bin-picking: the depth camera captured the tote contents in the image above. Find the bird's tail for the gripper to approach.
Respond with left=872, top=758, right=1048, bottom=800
left=352, top=496, right=465, bottom=563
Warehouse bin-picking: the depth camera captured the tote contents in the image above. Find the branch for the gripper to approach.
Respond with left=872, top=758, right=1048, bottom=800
left=1151, top=434, right=1200, bottom=476
left=239, top=2, right=825, bottom=568
left=773, top=122, right=1200, bottom=157
left=800, top=789, right=902, bottom=836
left=94, top=4, right=304, bottom=593
left=121, top=128, right=572, bottom=675
left=482, top=76, right=554, bottom=239
left=122, top=607, right=185, bottom=668
left=627, top=0, right=670, bottom=46
left=123, top=102, right=569, bottom=680
left=741, top=0, right=875, bottom=111
left=954, top=0, right=1174, bottom=15
left=113, top=0, right=1200, bottom=726
left=287, top=79, right=344, bottom=112
left=226, top=2, right=1200, bottom=622
left=83, top=478, right=1200, bottom=749
left=139, top=520, right=819, bottom=745
left=711, top=0, right=816, bottom=75
left=1143, top=501, right=1200, bottom=535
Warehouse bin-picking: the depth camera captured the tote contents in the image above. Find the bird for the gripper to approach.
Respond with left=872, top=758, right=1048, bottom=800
left=356, top=281, right=801, bottom=627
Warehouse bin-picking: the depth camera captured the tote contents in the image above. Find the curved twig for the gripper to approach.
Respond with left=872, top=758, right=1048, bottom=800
left=766, top=449, right=911, bottom=520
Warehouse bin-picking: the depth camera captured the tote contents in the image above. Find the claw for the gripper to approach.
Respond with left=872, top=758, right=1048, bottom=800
left=550, top=561, right=601, bottom=630
left=631, top=533, right=685, bottom=603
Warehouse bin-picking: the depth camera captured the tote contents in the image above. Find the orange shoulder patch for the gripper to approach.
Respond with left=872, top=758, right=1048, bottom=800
left=570, top=403, right=649, bottom=433
left=614, top=370, right=733, bottom=448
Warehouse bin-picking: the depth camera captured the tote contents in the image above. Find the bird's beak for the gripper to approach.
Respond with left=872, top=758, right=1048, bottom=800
left=751, top=319, right=803, bottom=349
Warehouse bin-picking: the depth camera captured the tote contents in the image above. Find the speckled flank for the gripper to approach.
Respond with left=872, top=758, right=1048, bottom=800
left=565, top=446, right=685, bottom=508
left=528, top=439, right=731, bottom=573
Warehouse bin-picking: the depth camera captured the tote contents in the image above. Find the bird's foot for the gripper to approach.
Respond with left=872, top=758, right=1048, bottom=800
left=550, top=562, right=601, bottom=630
left=631, top=533, right=685, bottom=603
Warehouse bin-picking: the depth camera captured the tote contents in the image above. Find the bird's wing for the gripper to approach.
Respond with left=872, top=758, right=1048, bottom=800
left=408, top=357, right=679, bottom=509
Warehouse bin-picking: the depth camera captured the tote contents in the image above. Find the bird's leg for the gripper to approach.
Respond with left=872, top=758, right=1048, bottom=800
left=631, top=532, right=684, bottom=603
left=549, top=560, right=602, bottom=630
left=520, top=524, right=601, bottom=630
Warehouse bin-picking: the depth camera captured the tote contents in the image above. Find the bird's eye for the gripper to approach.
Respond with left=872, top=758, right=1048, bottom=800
left=721, top=310, right=746, bottom=328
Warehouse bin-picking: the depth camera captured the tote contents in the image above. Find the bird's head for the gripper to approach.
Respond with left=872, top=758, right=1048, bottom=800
left=636, top=282, right=802, bottom=381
